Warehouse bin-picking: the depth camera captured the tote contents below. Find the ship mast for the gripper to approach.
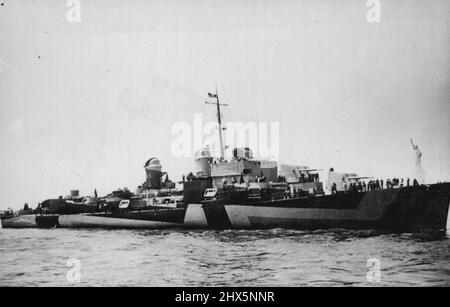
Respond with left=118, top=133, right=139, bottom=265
left=205, top=83, right=228, bottom=160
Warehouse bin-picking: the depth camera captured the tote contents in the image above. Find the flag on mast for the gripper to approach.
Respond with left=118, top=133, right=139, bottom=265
left=208, top=92, right=217, bottom=98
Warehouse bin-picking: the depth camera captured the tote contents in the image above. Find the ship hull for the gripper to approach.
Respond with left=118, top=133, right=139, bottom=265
left=200, top=183, right=450, bottom=232
left=2, top=184, right=449, bottom=232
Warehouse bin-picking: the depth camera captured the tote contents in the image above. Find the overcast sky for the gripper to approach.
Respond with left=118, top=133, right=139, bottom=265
left=1, top=0, right=449, bottom=209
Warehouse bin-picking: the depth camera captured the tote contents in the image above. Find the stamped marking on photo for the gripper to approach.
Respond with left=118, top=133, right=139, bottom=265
left=366, top=258, right=381, bottom=283
left=367, top=0, right=381, bottom=23
left=66, top=0, right=81, bottom=23
left=66, top=258, right=81, bottom=284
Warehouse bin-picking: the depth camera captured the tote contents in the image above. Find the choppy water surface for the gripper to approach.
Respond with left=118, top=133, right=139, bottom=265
left=0, top=228, right=449, bottom=287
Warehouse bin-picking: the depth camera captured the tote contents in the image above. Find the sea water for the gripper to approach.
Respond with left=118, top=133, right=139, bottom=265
left=0, top=228, right=449, bottom=287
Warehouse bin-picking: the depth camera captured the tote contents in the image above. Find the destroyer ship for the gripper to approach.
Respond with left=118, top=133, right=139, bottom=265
left=2, top=89, right=450, bottom=232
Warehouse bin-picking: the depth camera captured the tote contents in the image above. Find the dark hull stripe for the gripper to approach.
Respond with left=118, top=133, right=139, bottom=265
left=36, top=215, right=59, bottom=228
left=202, top=204, right=233, bottom=229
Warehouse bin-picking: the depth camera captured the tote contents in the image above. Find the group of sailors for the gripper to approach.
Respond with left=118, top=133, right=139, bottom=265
left=294, top=170, right=319, bottom=183
left=331, top=177, right=420, bottom=194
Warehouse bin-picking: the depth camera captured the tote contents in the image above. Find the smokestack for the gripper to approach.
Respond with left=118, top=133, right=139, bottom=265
left=144, top=157, right=162, bottom=189
left=194, top=148, right=212, bottom=177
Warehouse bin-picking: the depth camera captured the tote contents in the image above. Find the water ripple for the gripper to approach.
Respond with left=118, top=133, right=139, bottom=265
left=0, top=228, right=449, bottom=286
